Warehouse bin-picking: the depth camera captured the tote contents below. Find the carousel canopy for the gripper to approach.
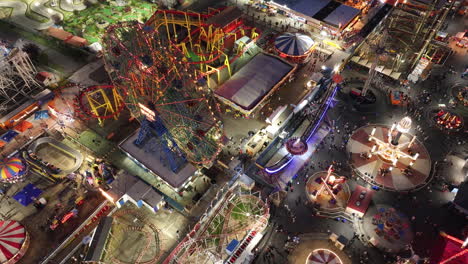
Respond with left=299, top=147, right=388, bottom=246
left=275, top=33, right=315, bottom=56
left=0, top=158, right=26, bottom=182
left=0, top=221, right=27, bottom=263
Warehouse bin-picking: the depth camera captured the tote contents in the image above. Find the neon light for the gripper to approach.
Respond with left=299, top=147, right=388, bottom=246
left=265, top=156, right=294, bottom=174
left=305, top=85, right=338, bottom=142
left=265, top=85, right=339, bottom=174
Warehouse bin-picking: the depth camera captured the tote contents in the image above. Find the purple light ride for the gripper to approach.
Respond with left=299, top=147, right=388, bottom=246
left=265, top=85, right=338, bottom=174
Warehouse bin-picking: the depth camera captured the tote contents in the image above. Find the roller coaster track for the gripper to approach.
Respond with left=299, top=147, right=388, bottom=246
left=110, top=209, right=161, bottom=264
left=144, top=8, right=260, bottom=77
left=165, top=191, right=269, bottom=264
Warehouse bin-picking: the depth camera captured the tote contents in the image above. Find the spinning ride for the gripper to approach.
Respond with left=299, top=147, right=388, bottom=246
left=347, top=118, right=431, bottom=191
left=307, top=249, right=343, bottom=264
left=433, top=110, right=463, bottom=131
left=0, top=221, right=29, bottom=264
left=103, top=22, right=223, bottom=165
left=0, top=158, right=28, bottom=183
left=306, top=166, right=350, bottom=211
left=285, top=137, right=308, bottom=155
left=274, top=33, right=315, bottom=62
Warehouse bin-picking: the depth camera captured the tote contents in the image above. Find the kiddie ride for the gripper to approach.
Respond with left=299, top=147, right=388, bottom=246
left=49, top=196, right=85, bottom=230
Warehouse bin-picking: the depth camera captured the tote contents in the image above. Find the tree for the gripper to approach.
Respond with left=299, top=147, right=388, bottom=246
left=22, top=43, right=41, bottom=62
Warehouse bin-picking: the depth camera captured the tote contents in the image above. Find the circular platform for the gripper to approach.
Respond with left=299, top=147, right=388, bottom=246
left=361, top=205, right=413, bottom=253
left=307, top=249, right=343, bottom=264
left=347, top=125, right=431, bottom=191
left=286, top=137, right=308, bottom=155
left=431, top=109, right=463, bottom=132
left=0, top=220, right=29, bottom=264
left=306, top=171, right=350, bottom=211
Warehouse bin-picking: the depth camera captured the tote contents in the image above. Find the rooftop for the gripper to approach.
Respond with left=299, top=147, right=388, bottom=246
left=119, top=129, right=197, bottom=189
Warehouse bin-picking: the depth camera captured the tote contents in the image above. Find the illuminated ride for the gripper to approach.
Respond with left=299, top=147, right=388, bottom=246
left=145, top=8, right=260, bottom=87
left=0, top=220, right=29, bottom=264
left=47, top=83, right=83, bottom=124
left=264, top=72, right=341, bottom=174
left=306, top=166, right=350, bottom=211
left=76, top=85, right=124, bottom=126
left=307, top=249, right=343, bottom=264
left=274, top=32, right=316, bottom=63
left=433, top=109, right=463, bottom=131
left=103, top=22, right=223, bottom=165
left=164, top=188, right=269, bottom=264
left=347, top=118, right=431, bottom=191
left=0, top=157, right=28, bottom=183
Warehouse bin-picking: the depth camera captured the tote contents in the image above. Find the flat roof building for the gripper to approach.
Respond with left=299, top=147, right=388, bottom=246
left=214, top=53, right=295, bottom=115
left=119, top=129, right=198, bottom=190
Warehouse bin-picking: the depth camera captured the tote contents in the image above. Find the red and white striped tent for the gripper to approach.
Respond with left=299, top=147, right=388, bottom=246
left=0, top=221, right=28, bottom=264
left=307, top=249, right=343, bottom=264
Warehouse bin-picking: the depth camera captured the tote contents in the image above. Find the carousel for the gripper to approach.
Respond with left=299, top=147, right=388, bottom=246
left=362, top=205, right=413, bottom=252
left=0, top=157, right=28, bottom=183
left=433, top=109, right=463, bottom=131
left=274, top=32, right=315, bottom=63
left=307, top=249, right=343, bottom=264
left=0, top=221, right=29, bottom=264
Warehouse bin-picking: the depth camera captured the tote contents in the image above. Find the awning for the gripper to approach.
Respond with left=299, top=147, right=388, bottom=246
left=14, top=120, right=33, bottom=132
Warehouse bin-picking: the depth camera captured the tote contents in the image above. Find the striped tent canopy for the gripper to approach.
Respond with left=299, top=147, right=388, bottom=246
left=275, top=33, right=315, bottom=57
left=307, top=249, right=343, bottom=264
left=0, top=158, right=27, bottom=183
left=0, top=221, right=27, bottom=263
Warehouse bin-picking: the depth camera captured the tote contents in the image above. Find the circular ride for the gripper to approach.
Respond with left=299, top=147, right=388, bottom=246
left=102, top=22, right=223, bottom=164
left=432, top=109, right=463, bottom=131
left=0, top=220, right=29, bottom=264
left=76, top=85, right=125, bottom=126
left=0, top=157, right=28, bottom=183
left=450, top=83, right=467, bottom=108
left=285, top=137, right=308, bottom=155
left=306, top=167, right=350, bottom=211
left=361, top=205, right=413, bottom=252
left=307, top=249, right=343, bottom=264
left=168, top=193, right=269, bottom=264
left=347, top=124, right=431, bottom=191
left=274, top=32, right=315, bottom=62
left=47, top=83, right=83, bottom=123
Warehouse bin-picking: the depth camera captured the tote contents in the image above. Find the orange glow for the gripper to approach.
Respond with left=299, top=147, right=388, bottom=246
left=99, top=188, right=115, bottom=203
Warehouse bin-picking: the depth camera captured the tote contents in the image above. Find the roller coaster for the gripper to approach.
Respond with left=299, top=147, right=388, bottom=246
left=144, top=7, right=260, bottom=86
left=163, top=184, right=269, bottom=264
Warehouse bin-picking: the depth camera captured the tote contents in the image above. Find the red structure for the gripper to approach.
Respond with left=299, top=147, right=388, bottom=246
left=430, top=232, right=468, bottom=264
left=346, top=185, right=374, bottom=218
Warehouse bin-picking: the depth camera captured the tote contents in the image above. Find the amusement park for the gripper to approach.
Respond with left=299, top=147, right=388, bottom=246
left=0, top=0, right=466, bottom=263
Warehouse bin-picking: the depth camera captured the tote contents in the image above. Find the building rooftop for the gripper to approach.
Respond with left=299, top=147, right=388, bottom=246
left=323, top=4, right=361, bottom=29
left=215, top=53, right=294, bottom=112
left=127, top=180, right=164, bottom=208
left=119, top=129, right=197, bottom=189
left=273, top=0, right=331, bottom=19
left=206, top=6, right=243, bottom=28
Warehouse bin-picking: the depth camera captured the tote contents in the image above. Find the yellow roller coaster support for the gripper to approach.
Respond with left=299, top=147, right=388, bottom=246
left=86, top=88, right=119, bottom=126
